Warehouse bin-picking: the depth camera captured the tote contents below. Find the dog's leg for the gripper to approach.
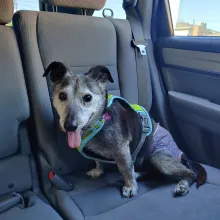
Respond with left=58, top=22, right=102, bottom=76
left=150, top=150, right=196, bottom=196
left=87, top=161, right=104, bottom=178
left=115, top=147, right=138, bottom=198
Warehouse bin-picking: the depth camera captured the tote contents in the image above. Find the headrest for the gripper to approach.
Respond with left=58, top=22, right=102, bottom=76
left=42, top=0, right=106, bottom=10
left=0, top=0, right=14, bottom=25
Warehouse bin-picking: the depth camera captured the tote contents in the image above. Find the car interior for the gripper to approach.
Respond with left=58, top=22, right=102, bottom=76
left=0, top=0, right=220, bottom=219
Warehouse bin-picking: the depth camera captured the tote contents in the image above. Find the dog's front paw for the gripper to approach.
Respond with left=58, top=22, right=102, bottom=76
left=87, top=168, right=104, bottom=179
left=122, top=185, right=138, bottom=198
left=174, top=180, right=189, bottom=196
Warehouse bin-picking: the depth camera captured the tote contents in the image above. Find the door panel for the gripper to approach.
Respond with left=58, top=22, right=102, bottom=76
left=163, top=48, right=220, bottom=73
left=156, top=37, right=220, bottom=168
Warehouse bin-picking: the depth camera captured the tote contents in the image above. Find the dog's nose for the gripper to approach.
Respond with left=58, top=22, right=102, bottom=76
left=64, top=121, right=78, bottom=131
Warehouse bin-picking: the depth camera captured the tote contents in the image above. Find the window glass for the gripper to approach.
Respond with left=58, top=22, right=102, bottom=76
left=14, top=0, right=39, bottom=12
left=6, top=0, right=39, bottom=26
left=169, top=0, right=220, bottom=36
left=93, top=0, right=126, bottom=19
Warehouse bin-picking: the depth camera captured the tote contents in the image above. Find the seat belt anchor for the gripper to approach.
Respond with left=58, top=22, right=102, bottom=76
left=132, top=40, right=147, bottom=56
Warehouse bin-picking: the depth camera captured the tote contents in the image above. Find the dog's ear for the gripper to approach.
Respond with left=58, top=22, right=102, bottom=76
left=43, top=62, right=68, bottom=83
left=85, top=66, right=114, bottom=84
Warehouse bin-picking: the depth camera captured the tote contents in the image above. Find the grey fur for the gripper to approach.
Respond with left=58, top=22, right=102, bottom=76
left=174, top=180, right=189, bottom=196
left=87, top=161, right=104, bottom=178
left=150, top=150, right=196, bottom=196
left=44, top=62, right=204, bottom=198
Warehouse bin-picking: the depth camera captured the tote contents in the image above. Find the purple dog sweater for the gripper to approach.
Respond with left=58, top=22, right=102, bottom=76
left=149, top=124, right=183, bottom=159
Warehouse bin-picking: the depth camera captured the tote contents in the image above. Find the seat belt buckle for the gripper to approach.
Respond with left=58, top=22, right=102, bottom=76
left=132, top=40, right=146, bottom=55
left=141, top=115, right=150, bottom=133
left=49, top=171, right=74, bottom=191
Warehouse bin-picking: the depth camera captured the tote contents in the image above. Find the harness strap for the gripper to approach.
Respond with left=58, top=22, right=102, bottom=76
left=78, top=95, right=152, bottom=163
left=132, top=131, right=148, bottom=162
left=131, top=104, right=152, bottom=161
left=78, top=119, right=105, bottom=152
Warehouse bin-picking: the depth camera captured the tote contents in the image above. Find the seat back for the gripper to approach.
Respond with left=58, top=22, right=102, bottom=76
left=13, top=0, right=139, bottom=175
left=0, top=0, right=32, bottom=196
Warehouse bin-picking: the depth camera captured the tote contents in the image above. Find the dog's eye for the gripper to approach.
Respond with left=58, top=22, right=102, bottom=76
left=59, top=92, right=67, bottom=101
left=83, top=94, right=92, bottom=102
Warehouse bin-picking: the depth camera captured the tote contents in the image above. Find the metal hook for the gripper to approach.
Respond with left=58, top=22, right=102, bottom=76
left=102, top=8, right=114, bottom=18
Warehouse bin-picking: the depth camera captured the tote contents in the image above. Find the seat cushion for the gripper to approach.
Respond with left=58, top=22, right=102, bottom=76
left=13, top=10, right=124, bottom=174
left=0, top=26, right=29, bottom=159
left=54, top=164, right=220, bottom=220
left=0, top=191, right=61, bottom=220
left=13, top=9, right=220, bottom=220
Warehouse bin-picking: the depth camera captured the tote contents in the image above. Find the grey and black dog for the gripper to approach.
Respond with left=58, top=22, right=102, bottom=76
left=43, top=62, right=207, bottom=198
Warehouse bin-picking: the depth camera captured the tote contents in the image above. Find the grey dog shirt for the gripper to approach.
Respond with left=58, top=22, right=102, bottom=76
left=149, top=124, right=183, bottom=159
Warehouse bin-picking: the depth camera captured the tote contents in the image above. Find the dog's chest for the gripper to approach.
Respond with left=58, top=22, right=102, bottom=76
left=85, top=140, right=115, bottom=160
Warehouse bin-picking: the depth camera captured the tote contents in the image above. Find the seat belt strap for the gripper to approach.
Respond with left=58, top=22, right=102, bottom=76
left=123, top=0, right=152, bottom=111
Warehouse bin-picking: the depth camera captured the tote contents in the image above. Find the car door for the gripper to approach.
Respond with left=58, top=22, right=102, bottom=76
left=154, top=0, right=220, bottom=168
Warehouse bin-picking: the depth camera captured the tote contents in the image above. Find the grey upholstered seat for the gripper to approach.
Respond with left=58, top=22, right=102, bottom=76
left=12, top=0, right=220, bottom=219
left=0, top=0, right=61, bottom=219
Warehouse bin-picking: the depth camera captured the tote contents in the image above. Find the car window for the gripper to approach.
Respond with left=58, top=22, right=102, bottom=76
left=14, top=0, right=39, bottom=12
left=169, top=0, right=220, bottom=36
left=6, top=0, right=39, bottom=26
left=93, top=0, right=126, bottom=19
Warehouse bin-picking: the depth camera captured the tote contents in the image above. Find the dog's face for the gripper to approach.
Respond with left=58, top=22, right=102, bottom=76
left=43, top=62, right=114, bottom=148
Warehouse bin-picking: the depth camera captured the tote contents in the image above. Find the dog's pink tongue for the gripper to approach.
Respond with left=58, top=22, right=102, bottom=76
left=67, top=131, right=81, bottom=148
